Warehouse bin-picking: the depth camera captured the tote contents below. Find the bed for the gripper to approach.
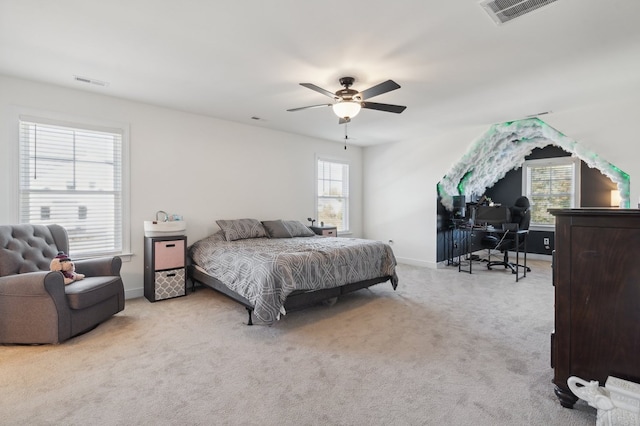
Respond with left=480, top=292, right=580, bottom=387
left=188, top=219, right=398, bottom=325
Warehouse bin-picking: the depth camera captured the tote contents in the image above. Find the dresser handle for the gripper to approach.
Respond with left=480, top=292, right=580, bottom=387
left=165, top=244, right=176, bottom=248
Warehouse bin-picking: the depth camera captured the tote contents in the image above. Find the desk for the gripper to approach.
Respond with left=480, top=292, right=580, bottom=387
left=454, top=224, right=528, bottom=281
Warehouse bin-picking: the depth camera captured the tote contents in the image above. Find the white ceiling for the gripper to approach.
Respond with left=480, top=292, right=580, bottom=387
left=1, top=0, right=639, bottom=147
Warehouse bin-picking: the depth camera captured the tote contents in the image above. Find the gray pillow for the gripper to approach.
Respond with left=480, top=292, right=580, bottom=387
left=216, top=218, right=268, bottom=241
left=282, top=220, right=315, bottom=237
left=261, top=220, right=293, bottom=238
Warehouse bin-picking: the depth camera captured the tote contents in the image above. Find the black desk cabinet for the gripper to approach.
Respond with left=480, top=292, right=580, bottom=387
left=144, top=236, right=187, bottom=302
left=549, top=208, right=640, bottom=408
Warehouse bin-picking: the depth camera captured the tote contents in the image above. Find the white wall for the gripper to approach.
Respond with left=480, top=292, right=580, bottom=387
left=0, top=75, right=363, bottom=298
left=363, top=95, right=640, bottom=268
left=362, top=126, right=483, bottom=267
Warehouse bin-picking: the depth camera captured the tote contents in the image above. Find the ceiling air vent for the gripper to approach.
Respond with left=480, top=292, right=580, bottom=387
left=73, top=75, right=109, bottom=87
left=480, top=0, right=558, bottom=25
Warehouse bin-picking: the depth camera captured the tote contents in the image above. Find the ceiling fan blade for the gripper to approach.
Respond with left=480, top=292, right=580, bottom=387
left=338, top=117, right=351, bottom=125
left=358, top=80, right=401, bottom=100
left=300, top=83, right=339, bottom=99
left=361, top=101, right=407, bottom=114
left=287, top=104, right=332, bottom=112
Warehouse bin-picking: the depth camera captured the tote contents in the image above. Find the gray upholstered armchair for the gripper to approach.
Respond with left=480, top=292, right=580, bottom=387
left=0, top=224, right=125, bottom=344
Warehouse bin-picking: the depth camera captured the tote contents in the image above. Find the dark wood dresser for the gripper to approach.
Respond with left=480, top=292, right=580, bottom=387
left=549, top=208, right=640, bottom=408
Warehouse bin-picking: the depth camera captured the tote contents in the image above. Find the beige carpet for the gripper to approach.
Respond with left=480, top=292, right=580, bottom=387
left=0, top=260, right=597, bottom=425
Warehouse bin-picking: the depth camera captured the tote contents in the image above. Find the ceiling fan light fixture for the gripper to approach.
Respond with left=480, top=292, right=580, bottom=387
left=290, top=77, right=405, bottom=122
left=332, top=100, right=361, bottom=119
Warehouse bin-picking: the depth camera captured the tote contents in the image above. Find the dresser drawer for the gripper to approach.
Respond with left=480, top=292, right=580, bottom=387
left=154, top=240, right=185, bottom=270
left=320, top=228, right=336, bottom=237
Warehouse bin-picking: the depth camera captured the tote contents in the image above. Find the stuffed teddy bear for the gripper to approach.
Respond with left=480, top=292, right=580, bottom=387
left=49, top=251, right=85, bottom=285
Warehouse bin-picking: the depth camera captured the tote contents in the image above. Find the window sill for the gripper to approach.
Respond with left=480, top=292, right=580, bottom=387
left=74, top=252, right=133, bottom=262
left=118, top=253, right=134, bottom=262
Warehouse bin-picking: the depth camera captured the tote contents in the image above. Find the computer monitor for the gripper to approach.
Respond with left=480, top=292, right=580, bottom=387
left=475, top=205, right=511, bottom=226
left=452, top=195, right=466, bottom=218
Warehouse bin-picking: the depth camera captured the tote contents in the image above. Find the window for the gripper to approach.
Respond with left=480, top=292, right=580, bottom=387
left=316, top=159, right=349, bottom=232
left=522, top=157, right=580, bottom=228
left=18, top=117, right=129, bottom=258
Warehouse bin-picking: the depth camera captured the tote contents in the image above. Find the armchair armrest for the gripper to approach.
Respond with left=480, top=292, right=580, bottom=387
left=0, top=271, right=66, bottom=297
left=0, top=271, right=71, bottom=344
left=75, top=256, right=122, bottom=277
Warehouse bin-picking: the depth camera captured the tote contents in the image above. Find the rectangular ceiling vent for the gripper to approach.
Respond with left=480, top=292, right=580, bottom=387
left=480, top=0, right=558, bottom=25
left=73, top=75, right=109, bottom=87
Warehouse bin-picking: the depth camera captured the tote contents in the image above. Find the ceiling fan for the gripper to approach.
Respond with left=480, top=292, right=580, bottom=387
left=287, top=77, right=407, bottom=124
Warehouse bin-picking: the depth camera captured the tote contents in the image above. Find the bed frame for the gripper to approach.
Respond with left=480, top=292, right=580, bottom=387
left=187, top=264, right=392, bottom=325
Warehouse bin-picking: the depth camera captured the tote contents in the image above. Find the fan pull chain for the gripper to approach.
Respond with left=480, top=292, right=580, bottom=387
left=344, top=123, right=348, bottom=150
left=34, top=124, right=38, bottom=179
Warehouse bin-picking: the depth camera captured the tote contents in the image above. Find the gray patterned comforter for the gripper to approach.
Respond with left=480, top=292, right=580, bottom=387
left=189, top=232, right=398, bottom=323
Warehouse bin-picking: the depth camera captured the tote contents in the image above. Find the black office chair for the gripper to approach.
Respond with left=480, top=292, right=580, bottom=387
left=482, top=196, right=532, bottom=274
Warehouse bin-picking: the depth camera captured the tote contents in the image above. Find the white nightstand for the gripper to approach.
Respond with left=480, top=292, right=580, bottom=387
left=309, top=226, right=337, bottom=237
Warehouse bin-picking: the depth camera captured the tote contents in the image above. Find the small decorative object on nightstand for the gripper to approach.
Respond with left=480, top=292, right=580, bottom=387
left=309, top=225, right=337, bottom=237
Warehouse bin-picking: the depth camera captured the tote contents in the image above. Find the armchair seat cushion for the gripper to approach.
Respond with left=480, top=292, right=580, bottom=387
left=64, top=276, right=123, bottom=310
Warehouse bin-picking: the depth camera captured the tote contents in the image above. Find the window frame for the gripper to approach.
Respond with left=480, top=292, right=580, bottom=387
left=522, top=156, right=581, bottom=231
left=315, top=156, right=350, bottom=234
left=12, top=109, right=131, bottom=260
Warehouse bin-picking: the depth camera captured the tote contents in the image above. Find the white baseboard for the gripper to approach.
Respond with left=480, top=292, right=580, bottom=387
left=396, top=257, right=439, bottom=269
left=125, top=287, right=144, bottom=300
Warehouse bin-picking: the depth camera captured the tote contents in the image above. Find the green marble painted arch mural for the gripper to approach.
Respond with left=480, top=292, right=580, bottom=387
left=438, top=118, right=630, bottom=210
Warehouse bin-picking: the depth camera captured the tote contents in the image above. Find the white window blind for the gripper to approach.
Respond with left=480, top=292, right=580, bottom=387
left=19, top=118, right=124, bottom=258
left=317, top=159, right=349, bottom=232
left=523, top=157, right=579, bottom=227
